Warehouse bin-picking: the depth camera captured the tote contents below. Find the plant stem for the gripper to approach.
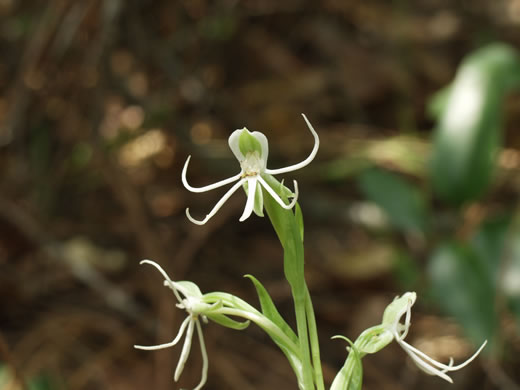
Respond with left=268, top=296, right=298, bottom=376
left=305, top=286, right=325, bottom=390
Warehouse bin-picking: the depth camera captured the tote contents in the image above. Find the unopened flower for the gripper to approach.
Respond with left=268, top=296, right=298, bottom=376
left=134, top=260, right=210, bottom=390
left=182, top=114, right=319, bottom=225
left=383, top=292, right=487, bottom=383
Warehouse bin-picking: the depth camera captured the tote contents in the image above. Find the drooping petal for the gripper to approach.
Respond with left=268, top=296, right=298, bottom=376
left=186, top=178, right=246, bottom=225
left=397, top=337, right=487, bottom=373
left=174, top=318, right=195, bottom=381
left=182, top=155, right=243, bottom=193
left=257, top=175, right=299, bottom=210
left=396, top=338, right=454, bottom=383
left=193, top=319, right=208, bottom=390
left=239, top=177, right=258, bottom=222
left=265, top=114, right=319, bottom=175
left=134, top=316, right=191, bottom=351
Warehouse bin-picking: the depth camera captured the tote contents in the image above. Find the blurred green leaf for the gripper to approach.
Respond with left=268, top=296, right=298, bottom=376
left=471, top=214, right=511, bottom=285
left=392, top=250, right=421, bottom=290
left=245, top=274, right=298, bottom=345
left=428, top=242, right=496, bottom=351
left=430, top=43, right=520, bottom=204
left=357, top=167, right=428, bottom=233
left=500, top=215, right=520, bottom=326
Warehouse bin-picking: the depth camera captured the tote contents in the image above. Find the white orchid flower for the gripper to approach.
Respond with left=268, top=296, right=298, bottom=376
left=182, top=114, right=319, bottom=225
left=383, top=292, right=487, bottom=383
left=134, top=260, right=211, bottom=390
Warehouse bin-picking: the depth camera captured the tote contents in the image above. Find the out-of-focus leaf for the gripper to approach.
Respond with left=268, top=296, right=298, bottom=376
left=392, top=250, right=420, bottom=291
left=358, top=167, right=428, bottom=233
left=500, top=215, right=520, bottom=326
left=428, top=243, right=496, bottom=351
left=471, top=214, right=511, bottom=286
left=430, top=43, right=520, bottom=204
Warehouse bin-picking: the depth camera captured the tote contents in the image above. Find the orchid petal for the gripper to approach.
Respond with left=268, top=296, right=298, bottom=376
left=228, top=129, right=246, bottom=161
left=239, top=178, right=258, bottom=222
left=194, top=319, right=208, bottom=390
left=139, top=260, right=183, bottom=302
left=174, top=317, right=195, bottom=381
left=398, top=337, right=487, bottom=372
left=186, top=178, right=246, bottom=225
left=134, top=316, right=190, bottom=351
left=182, top=155, right=242, bottom=193
left=257, top=176, right=299, bottom=210
left=264, top=114, right=319, bottom=175
left=397, top=338, right=454, bottom=383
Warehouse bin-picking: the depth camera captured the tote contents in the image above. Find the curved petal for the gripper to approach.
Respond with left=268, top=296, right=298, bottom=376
left=174, top=318, right=195, bottom=381
left=397, top=338, right=454, bottom=383
left=182, top=155, right=242, bottom=193
left=186, top=178, right=245, bottom=225
left=398, top=338, right=487, bottom=372
left=239, top=178, right=257, bottom=222
left=194, top=319, right=208, bottom=390
left=265, top=114, right=319, bottom=175
left=257, top=176, right=299, bottom=210
left=139, top=260, right=183, bottom=302
left=134, top=316, right=190, bottom=350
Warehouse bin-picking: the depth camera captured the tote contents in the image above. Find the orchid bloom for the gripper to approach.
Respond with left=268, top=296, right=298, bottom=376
left=383, top=292, right=487, bottom=383
left=134, top=260, right=210, bottom=390
left=182, top=114, right=319, bottom=225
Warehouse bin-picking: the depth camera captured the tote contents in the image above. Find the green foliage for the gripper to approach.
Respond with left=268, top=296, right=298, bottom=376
left=430, top=43, right=520, bottom=204
left=427, top=242, right=497, bottom=351
left=245, top=274, right=298, bottom=344
left=358, top=167, right=428, bottom=233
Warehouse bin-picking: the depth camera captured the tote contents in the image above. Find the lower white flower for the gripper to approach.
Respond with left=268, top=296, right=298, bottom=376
left=384, top=292, right=487, bottom=383
left=182, top=114, right=319, bottom=225
left=134, top=260, right=209, bottom=390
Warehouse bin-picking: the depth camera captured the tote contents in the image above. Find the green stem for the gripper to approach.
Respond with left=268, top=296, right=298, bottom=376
left=305, top=287, right=325, bottom=390
left=294, top=292, right=315, bottom=390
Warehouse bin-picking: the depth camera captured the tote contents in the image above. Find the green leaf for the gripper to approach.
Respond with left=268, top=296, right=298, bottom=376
left=245, top=274, right=298, bottom=344
left=206, top=313, right=250, bottom=330
left=430, top=43, right=520, bottom=204
left=358, top=167, right=428, bottom=233
left=428, top=242, right=496, bottom=351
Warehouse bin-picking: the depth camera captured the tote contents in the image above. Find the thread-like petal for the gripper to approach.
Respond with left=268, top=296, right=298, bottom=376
left=257, top=176, right=298, bottom=210
left=174, top=318, right=195, bottom=381
left=265, top=114, right=319, bottom=175
left=134, top=316, right=190, bottom=351
left=182, top=155, right=242, bottom=193
left=186, top=178, right=246, bottom=225
left=139, top=259, right=183, bottom=302
left=194, top=319, right=208, bottom=390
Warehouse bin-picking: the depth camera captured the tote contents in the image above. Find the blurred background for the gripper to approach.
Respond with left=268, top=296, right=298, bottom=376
left=1, top=0, right=520, bottom=389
